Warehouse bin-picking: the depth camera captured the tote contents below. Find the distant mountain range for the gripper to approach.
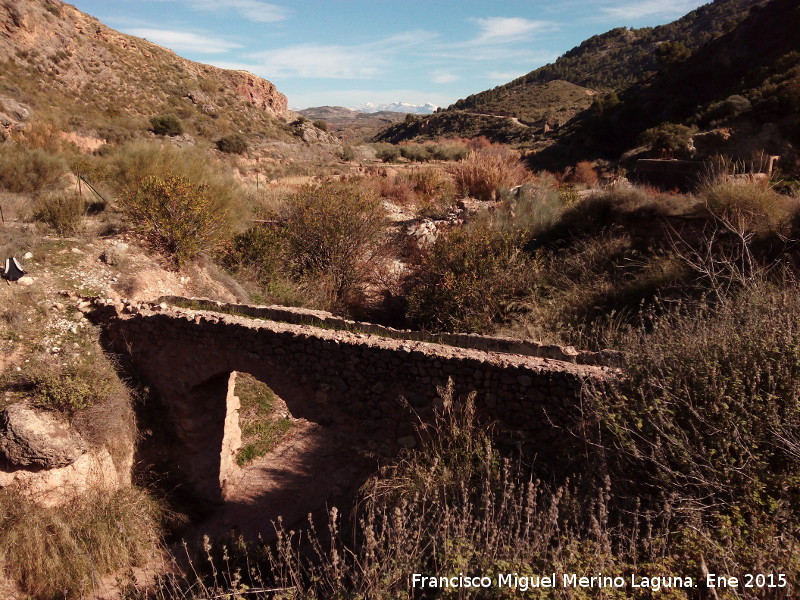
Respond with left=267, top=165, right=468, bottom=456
left=351, top=102, right=439, bottom=115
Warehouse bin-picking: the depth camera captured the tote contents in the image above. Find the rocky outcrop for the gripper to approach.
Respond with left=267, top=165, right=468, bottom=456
left=0, top=403, right=88, bottom=469
left=0, top=402, right=131, bottom=506
left=233, top=72, right=287, bottom=116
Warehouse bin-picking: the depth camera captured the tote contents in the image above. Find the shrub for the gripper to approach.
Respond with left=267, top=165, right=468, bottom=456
left=449, top=148, right=530, bottom=201
left=0, top=144, right=66, bottom=193
left=215, top=133, right=248, bottom=154
left=24, top=352, right=128, bottom=416
left=149, top=113, right=183, bottom=136
left=312, top=119, right=328, bottom=132
left=638, top=122, right=696, bottom=154
left=119, top=174, right=233, bottom=268
left=340, top=145, right=355, bottom=161
left=105, top=141, right=245, bottom=229
left=34, top=192, right=84, bottom=235
left=589, top=280, right=800, bottom=527
left=701, top=177, right=793, bottom=232
left=374, top=144, right=400, bottom=163
left=399, top=144, right=431, bottom=163
left=570, top=160, right=599, bottom=186
left=406, top=222, right=530, bottom=332
left=281, top=181, right=387, bottom=309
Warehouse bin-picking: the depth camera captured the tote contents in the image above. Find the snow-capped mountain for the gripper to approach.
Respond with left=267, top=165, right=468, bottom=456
left=351, top=102, right=439, bottom=115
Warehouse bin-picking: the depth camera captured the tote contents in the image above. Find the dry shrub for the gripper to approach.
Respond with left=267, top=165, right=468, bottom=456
left=0, top=143, right=67, bottom=194
left=283, top=181, right=388, bottom=310
left=406, top=222, right=531, bottom=332
left=224, top=181, right=388, bottom=312
left=0, top=488, right=163, bottom=599
left=34, top=191, right=84, bottom=235
left=375, top=176, right=415, bottom=205
left=701, top=177, right=793, bottom=232
left=570, top=160, right=599, bottom=186
left=449, top=148, right=530, bottom=201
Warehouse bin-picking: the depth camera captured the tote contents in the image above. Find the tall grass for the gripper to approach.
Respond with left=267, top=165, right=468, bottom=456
left=0, top=488, right=163, bottom=600
left=449, top=148, right=530, bottom=201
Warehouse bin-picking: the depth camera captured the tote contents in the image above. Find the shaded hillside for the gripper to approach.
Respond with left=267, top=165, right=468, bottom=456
left=0, top=0, right=290, bottom=143
left=533, top=0, right=800, bottom=169
left=377, top=0, right=767, bottom=145
left=456, top=0, right=766, bottom=110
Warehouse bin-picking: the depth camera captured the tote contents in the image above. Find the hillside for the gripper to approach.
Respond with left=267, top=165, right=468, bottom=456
left=0, top=0, right=290, bottom=144
left=376, top=0, right=767, bottom=145
left=533, top=0, right=800, bottom=168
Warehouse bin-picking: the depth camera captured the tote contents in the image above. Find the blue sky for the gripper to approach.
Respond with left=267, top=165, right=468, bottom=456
left=68, top=0, right=711, bottom=110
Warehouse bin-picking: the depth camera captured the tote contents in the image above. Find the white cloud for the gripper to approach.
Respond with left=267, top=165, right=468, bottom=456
left=469, top=17, right=554, bottom=45
left=599, top=0, right=700, bottom=21
left=431, top=70, right=459, bottom=84
left=224, top=29, right=438, bottom=80
left=127, top=28, right=242, bottom=54
left=486, top=70, right=527, bottom=82
left=190, top=0, right=289, bottom=23
left=243, top=44, right=382, bottom=79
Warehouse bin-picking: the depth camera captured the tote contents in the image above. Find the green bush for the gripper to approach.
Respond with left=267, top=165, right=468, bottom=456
left=406, top=223, right=530, bottom=332
left=312, top=119, right=328, bottom=132
left=215, top=133, right=248, bottom=154
left=374, top=144, right=400, bottom=163
left=119, top=174, right=233, bottom=268
left=27, top=359, right=117, bottom=413
left=638, top=122, right=696, bottom=153
left=149, top=113, right=183, bottom=136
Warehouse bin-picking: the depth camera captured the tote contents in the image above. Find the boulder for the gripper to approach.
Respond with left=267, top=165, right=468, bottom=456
left=0, top=403, right=88, bottom=469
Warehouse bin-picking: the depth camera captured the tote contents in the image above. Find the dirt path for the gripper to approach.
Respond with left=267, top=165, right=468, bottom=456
left=186, top=418, right=379, bottom=543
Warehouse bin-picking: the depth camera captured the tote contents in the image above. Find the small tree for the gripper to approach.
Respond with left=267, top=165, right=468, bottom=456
left=120, top=175, right=231, bottom=268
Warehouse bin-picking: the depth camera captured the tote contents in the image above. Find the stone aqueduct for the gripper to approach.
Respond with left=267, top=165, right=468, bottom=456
left=92, top=298, right=620, bottom=504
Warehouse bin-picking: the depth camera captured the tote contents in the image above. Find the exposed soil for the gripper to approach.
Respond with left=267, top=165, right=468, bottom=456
left=186, top=418, right=378, bottom=543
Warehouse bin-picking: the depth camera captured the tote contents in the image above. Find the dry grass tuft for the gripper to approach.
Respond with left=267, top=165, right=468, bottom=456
left=449, top=148, right=530, bottom=201
left=0, top=488, right=163, bottom=600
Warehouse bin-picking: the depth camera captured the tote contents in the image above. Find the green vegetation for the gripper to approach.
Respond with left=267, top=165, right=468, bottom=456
left=0, top=143, right=67, bottom=194
left=215, top=133, right=248, bottom=154
left=223, top=180, right=387, bottom=312
left=407, top=223, right=530, bottom=332
left=149, top=114, right=183, bottom=137
left=119, top=174, right=232, bottom=268
left=235, top=373, right=293, bottom=466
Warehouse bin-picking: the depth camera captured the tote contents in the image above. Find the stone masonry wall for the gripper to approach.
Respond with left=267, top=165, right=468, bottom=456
left=93, top=299, right=619, bottom=504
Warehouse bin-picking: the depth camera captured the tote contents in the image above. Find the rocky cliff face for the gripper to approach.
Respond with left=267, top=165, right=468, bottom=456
left=0, top=0, right=287, bottom=135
